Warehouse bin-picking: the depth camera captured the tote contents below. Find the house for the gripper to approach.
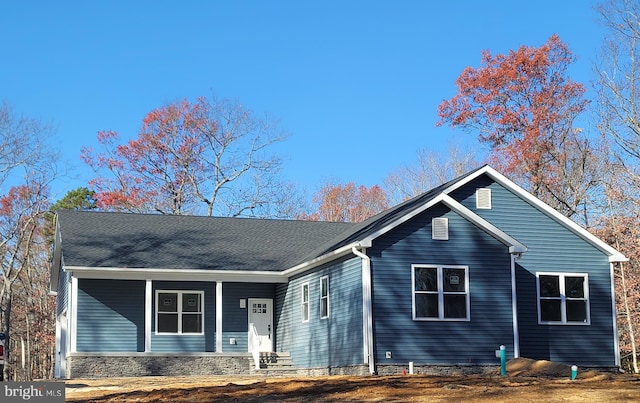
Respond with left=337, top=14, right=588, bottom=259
left=50, top=165, right=627, bottom=378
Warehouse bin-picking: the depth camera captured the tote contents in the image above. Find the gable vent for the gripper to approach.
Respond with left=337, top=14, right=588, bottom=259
left=476, top=188, right=492, bottom=209
left=432, top=217, right=449, bottom=240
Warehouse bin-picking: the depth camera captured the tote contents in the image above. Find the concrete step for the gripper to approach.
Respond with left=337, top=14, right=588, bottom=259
left=249, top=352, right=297, bottom=373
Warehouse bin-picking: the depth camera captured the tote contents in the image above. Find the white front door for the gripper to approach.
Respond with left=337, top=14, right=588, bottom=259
left=248, top=298, right=273, bottom=352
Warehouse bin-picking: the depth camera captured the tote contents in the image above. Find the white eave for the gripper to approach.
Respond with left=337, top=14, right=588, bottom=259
left=358, top=193, right=527, bottom=255
left=441, top=165, right=627, bottom=263
left=65, top=266, right=288, bottom=283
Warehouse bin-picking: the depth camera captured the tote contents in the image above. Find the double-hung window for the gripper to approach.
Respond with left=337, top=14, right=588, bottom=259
left=320, top=276, right=329, bottom=319
left=537, top=273, right=590, bottom=324
left=301, top=282, right=310, bottom=323
left=156, top=290, right=204, bottom=334
left=412, top=265, right=469, bottom=321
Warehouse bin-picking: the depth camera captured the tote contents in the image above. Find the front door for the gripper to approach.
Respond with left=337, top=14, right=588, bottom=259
left=248, top=298, right=273, bottom=352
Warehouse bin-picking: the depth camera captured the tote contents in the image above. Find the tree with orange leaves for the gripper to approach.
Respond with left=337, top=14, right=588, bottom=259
left=300, top=182, right=389, bottom=223
left=82, top=96, right=289, bottom=217
left=437, top=35, right=603, bottom=222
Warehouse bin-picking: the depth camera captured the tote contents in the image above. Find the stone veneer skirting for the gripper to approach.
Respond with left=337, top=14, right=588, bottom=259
left=67, top=353, right=253, bottom=378
left=67, top=353, right=515, bottom=378
left=66, top=353, right=373, bottom=378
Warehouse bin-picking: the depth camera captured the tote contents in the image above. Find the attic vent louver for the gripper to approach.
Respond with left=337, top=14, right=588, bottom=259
left=432, top=217, right=449, bottom=240
left=476, top=188, right=492, bottom=209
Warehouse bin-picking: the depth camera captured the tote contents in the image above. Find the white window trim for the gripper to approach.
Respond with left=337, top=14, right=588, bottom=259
left=412, top=264, right=470, bottom=321
left=301, top=282, right=310, bottom=323
left=155, top=289, right=205, bottom=335
left=536, top=272, right=591, bottom=325
left=320, top=276, right=330, bottom=319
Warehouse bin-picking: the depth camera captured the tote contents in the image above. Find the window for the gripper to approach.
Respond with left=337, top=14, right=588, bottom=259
left=412, top=265, right=469, bottom=321
left=476, top=188, right=492, bottom=209
left=432, top=217, right=449, bottom=240
left=301, top=282, right=310, bottom=323
left=537, top=273, right=589, bottom=324
left=156, top=290, right=204, bottom=334
left=320, top=276, right=329, bottom=319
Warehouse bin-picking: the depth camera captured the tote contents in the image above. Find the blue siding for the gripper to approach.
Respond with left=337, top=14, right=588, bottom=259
left=222, top=283, right=276, bottom=352
left=450, top=175, right=617, bottom=366
left=151, top=281, right=215, bottom=352
left=56, top=270, right=71, bottom=316
left=370, top=203, right=515, bottom=365
left=276, top=256, right=363, bottom=368
left=76, top=279, right=145, bottom=352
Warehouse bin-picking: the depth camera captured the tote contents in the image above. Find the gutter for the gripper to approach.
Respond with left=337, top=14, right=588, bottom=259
left=352, top=245, right=375, bottom=375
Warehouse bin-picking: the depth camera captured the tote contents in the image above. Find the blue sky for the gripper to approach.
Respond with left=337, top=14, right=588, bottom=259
left=1, top=1, right=607, bottom=201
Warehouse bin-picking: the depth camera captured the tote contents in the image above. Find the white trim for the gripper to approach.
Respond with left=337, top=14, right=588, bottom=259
left=352, top=246, right=375, bottom=374
left=444, top=166, right=626, bottom=262
left=412, top=264, right=470, bottom=321
left=145, top=280, right=152, bottom=352
left=70, top=277, right=77, bottom=353
left=610, top=263, right=621, bottom=366
left=282, top=242, right=366, bottom=278
left=65, top=266, right=287, bottom=283
left=155, top=289, right=205, bottom=335
left=359, top=193, right=527, bottom=254
left=301, top=282, right=310, bottom=323
left=216, top=282, right=223, bottom=352
left=510, top=255, right=520, bottom=358
left=536, top=272, right=591, bottom=325
left=54, top=310, right=62, bottom=378
left=440, top=195, right=527, bottom=254
left=320, top=276, right=329, bottom=319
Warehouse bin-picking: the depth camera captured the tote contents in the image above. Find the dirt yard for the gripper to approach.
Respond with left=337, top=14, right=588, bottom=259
left=65, top=358, right=640, bottom=402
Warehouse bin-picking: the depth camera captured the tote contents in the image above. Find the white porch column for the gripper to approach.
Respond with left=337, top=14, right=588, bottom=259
left=216, top=281, right=223, bottom=352
left=70, top=277, right=78, bottom=353
left=145, top=280, right=152, bottom=352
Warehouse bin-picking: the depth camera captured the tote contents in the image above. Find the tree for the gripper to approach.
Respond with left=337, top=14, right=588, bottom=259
left=82, top=96, right=289, bottom=217
left=299, top=182, right=389, bottom=223
left=436, top=35, right=602, bottom=222
left=593, top=0, right=640, bottom=373
left=44, top=187, right=96, bottom=246
left=594, top=0, right=640, bottom=184
left=384, top=141, right=481, bottom=204
left=0, top=178, right=51, bottom=381
left=0, top=102, right=57, bottom=381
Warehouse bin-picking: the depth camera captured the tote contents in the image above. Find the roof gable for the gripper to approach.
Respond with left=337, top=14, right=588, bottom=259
left=442, top=166, right=627, bottom=262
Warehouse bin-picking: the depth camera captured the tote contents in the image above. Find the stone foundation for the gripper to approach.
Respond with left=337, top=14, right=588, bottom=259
left=67, top=353, right=253, bottom=378
left=376, top=363, right=498, bottom=376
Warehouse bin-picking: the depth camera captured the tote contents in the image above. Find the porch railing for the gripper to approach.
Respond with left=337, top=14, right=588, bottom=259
left=248, top=323, right=260, bottom=370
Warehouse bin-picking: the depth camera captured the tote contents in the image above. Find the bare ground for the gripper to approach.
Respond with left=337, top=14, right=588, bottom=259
left=64, top=358, right=640, bottom=402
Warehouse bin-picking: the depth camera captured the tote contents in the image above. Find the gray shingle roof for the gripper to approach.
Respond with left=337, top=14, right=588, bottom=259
left=57, top=211, right=355, bottom=271
left=56, top=166, right=488, bottom=273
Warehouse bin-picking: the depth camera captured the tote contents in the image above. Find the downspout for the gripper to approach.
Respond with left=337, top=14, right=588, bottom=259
left=352, top=246, right=375, bottom=374
left=510, top=253, right=520, bottom=358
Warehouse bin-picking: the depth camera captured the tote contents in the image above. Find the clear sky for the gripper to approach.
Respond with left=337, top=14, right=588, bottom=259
left=1, top=1, right=607, bottom=201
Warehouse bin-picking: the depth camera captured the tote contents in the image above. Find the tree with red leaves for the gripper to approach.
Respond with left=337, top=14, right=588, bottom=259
left=300, top=182, right=389, bottom=223
left=437, top=35, right=603, bottom=222
left=0, top=102, right=56, bottom=381
left=82, top=96, right=288, bottom=217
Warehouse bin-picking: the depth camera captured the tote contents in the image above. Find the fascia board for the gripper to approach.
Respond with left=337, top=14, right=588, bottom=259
left=65, top=266, right=288, bottom=283
left=358, top=194, right=450, bottom=247
left=480, top=167, right=627, bottom=262
left=280, top=242, right=363, bottom=278
left=359, top=192, right=527, bottom=254
left=440, top=195, right=527, bottom=254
